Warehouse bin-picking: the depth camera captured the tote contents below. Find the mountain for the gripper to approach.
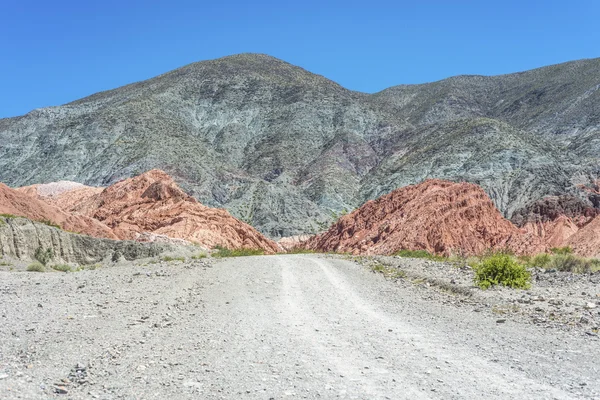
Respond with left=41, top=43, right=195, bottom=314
left=304, top=179, right=546, bottom=256
left=14, top=170, right=280, bottom=252
left=1, top=54, right=599, bottom=237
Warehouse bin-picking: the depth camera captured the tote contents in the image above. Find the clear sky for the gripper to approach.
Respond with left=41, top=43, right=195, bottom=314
left=1, top=0, right=599, bottom=118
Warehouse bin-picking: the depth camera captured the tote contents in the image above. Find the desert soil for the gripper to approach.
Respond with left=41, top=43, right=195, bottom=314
left=1, top=254, right=599, bottom=399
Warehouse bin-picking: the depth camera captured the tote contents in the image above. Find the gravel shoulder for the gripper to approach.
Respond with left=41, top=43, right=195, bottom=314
left=1, top=254, right=599, bottom=399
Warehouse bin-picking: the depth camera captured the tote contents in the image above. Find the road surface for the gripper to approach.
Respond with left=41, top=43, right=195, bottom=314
left=1, top=254, right=598, bottom=399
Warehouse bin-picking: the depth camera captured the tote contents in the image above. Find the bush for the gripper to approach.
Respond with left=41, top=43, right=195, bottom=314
left=472, top=253, right=531, bottom=289
left=51, top=264, right=72, bottom=272
left=212, top=246, right=265, bottom=258
left=393, top=249, right=446, bottom=261
left=551, top=246, right=573, bottom=255
left=191, top=253, right=207, bottom=260
left=548, top=254, right=592, bottom=273
left=34, top=247, right=54, bottom=266
left=27, top=262, right=45, bottom=272
left=527, top=253, right=552, bottom=268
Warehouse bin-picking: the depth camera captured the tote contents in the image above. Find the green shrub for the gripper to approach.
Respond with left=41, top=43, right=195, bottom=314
left=161, top=256, right=186, bottom=262
left=527, top=253, right=552, bottom=268
left=472, top=253, right=531, bottom=289
left=548, top=254, right=592, bottom=273
left=212, top=246, right=265, bottom=258
left=51, top=264, right=72, bottom=272
left=551, top=246, right=573, bottom=255
left=34, top=247, right=54, bottom=266
left=393, top=249, right=446, bottom=261
left=191, top=253, right=207, bottom=260
left=27, top=262, right=45, bottom=272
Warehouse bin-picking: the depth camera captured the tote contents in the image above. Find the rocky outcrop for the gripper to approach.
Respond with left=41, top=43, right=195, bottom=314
left=37, top=170, right=280, bottom=252
left=305, top=179, right=546, bottom=256
left=2, top=54, right=600, bottom=237
left=567, top=215, right=600, bottom=258
left=511, top=195, right=600, bottom=228
left=0, top=183, right=116, bottom=239
left=511, top=195, right=600, bottom=250
left=0, top=216, right=173, bottom=264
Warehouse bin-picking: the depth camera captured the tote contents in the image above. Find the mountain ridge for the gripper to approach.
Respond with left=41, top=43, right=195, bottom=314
left=1, top=53, right=599, bottom=237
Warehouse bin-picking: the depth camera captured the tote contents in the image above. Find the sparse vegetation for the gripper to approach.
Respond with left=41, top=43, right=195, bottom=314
left=38, top=219, right=61, bottom=229
left=191, top=253, right=207, bottom=260
left=162, top=256, right=186, bottom=262
left=547, top=254, right=595, bottom=273
left=34, top=246, right=54, bottom=266
left=472, top=252, right=531, bottom=290
left=370, top=262, right=406, bottom=280
left=212, top=246, right=265, bottom=258
left=393, top=249, right=446, bottom=261
left=286, top=248, right=317, bottom=254
left=26, top=262, right=45, bottom=272
left=526, top=253, right=552, bottom=268
left=51, top=264, right=72, bottom=272
left=551, top=246, right=573, bottom=255
left=0, top=213, right=18, bottom=219
left=523, top=251, right=600, bottom=273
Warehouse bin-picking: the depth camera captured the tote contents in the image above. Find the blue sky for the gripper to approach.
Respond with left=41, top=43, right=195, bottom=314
left=1, top=0, right=599, bottom=118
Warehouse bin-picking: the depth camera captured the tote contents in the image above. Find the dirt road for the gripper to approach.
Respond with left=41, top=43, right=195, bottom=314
left=1, top=255, right=598, bottom=399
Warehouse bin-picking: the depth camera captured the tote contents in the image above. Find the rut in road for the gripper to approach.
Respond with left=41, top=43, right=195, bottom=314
left=266, top=255, right=572, bottom=399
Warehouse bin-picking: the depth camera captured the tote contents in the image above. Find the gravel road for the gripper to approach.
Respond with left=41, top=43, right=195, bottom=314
left=1, top=254, right=599, bottom=399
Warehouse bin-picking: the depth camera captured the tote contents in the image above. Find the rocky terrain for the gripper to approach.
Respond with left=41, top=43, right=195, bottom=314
left=359, top=254, right=600, bottom=336
left=305, top=179, right=547, bottom=256
left=0, top=254, right=598, bottom=399
left=1, top=54, right=599, bottom=237
left=12, top=170, right=280, bottom=253
left=0, top=215, right=174, bottom=265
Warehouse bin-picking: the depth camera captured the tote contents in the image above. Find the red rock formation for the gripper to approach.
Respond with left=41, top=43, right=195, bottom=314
left=566, top=215, right=600, bottom=258
left=0, top=183, right=117, bottom=239
left=522, top=216, right=580, bottom=249
left=277, top=235, right=312, bottom=251
left=40, top=170, right=279, bottom=252
left=17, top=182, right=104, bottom=215
left=305, top=179, right=547, bottom=256
left=512, top=194, right=600, bottom=253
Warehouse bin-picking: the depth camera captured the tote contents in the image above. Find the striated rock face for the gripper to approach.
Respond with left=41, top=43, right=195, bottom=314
left=511, top=195, right=600, bottom=228
left=37, top=170, right=280, bottom=252
left=305, top=179, right=546, bottom=256
left=0, top=183, right=116, bottom=239
left=521, top=217, right=580, bottom=249
left=567, top=215, right=600, bottom=258
left=512, top=195, right=600, bottom=250
left=0, top=216, right=172, bottom=264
